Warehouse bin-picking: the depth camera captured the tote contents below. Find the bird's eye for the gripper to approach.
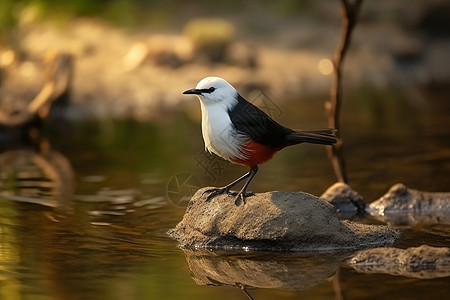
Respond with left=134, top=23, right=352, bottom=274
left=198, top=87, right=215, bottom=94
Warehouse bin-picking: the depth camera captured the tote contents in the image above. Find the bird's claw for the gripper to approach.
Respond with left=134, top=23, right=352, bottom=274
left=202, top=187, right=229, bottom=202
left=203, top=187, right=253, bottom=205
left=234, top=191, right=254, bottom=206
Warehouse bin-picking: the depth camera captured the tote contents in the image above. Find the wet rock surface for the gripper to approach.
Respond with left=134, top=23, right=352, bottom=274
left=369, top=183, right=450, bottom=213
left=321, top=182, right=366, bottom=217
left=169, top=188, right=400, bottom=251
left=367, top=183, right=450, bottom=225
left=349, top=245, right=450, bottom=279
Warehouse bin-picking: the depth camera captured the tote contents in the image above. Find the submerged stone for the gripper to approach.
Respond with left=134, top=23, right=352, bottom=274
left=169, top=188, right=400, bottom=251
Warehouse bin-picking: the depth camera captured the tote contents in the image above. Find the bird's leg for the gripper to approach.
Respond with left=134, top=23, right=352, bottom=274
left=203, top=170, right=252, bottom=202
left=234, top=166, right=258, bottom=206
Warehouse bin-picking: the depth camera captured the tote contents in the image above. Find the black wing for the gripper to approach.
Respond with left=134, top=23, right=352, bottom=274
left=227, top=94, right=292, bottom=147
left=228, top=94, right=337, bottom=146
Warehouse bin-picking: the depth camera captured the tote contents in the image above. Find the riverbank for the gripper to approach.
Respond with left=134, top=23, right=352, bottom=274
left=1, top=1, right=449, bottom=121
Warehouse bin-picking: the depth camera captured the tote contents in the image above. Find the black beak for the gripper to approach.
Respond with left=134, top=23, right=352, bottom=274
left=183, top=88, right=202, bottom=95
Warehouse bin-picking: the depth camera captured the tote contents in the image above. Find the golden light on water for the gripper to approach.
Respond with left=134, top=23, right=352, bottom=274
left=318, top=58, right=333, bottom=75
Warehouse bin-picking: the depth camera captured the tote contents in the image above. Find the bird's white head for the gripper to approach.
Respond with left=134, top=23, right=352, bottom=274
left=183, top=77, right=238, bottom=106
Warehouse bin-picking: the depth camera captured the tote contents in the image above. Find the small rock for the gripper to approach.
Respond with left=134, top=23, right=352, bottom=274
left=184, top=18, right=235, bottom=63
left=367, top=183, right=450, bottom=225
left=321, top=182, right=366, bottom=216
left=225, top=42, right=258, bottom=69
left=169, top=188, right=400, bottom=251
left=349, top=245, right=450, bottom=279
left=145, top=35, right=193, bottom=68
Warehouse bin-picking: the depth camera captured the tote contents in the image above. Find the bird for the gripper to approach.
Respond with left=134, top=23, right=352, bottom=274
left=183, top=77, right=337, bottom=205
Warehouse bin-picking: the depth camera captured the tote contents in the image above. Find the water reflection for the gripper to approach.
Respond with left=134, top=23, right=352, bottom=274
left=0, top=183, right=173, bottom=299
left=0, top=135, right=172, bottom=299
left=349, top=245, right=450, bottom=279
left=181, top=244, right=449, bottom=300
left=369, top=212, right=450, bottom=227
left=183, top=249, right=353, bottom=292
left=0, top=138, right=74, bottom=211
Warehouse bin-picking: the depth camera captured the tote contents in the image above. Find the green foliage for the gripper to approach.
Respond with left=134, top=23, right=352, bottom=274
left=34, top=0, right=104, bottom=17
left=184, top=18, right=235, bottom=61
left=0, top=0, right=139, bottom=35
left=0, top=0, right=317, bottom=47
left=0, top=0, right=19, bottom=45
left=268, top=0, right=314, bottom=16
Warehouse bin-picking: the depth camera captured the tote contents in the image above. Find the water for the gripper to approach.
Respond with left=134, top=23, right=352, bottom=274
left=0, top=88, right=449, bottom=299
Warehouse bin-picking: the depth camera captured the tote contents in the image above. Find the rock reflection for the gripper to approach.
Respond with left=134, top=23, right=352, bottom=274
left=0, top=139, right=74, bottom=211
left=349, top=245, right=450, bottom=279
left=183, top=249, right=353, bottom=291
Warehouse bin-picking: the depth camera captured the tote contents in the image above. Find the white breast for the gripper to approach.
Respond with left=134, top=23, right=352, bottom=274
left=200, top=101, right=249, bottom=162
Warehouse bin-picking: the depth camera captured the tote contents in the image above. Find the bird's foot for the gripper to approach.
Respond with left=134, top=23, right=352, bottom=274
left=202, top=187, right=253, bottom=204
left=234, top=191, right=255, bottom=206
left=202, top=187, right=231, bottom=202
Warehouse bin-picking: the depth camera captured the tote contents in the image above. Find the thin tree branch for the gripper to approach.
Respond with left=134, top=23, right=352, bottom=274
left=326, top=0, right=364, bottom=183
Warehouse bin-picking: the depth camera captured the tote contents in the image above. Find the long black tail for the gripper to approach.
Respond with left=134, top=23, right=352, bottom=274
left=285, top=129, right=337, bottom=145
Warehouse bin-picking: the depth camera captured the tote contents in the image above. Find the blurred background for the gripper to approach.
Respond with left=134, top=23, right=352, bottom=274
left=0, top=1, right=449, bottom=299
left=1, top=0, right=449, bottom=120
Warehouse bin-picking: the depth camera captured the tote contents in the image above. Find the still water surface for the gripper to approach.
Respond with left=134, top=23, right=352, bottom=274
left=0, top=89, right=449, bottom=299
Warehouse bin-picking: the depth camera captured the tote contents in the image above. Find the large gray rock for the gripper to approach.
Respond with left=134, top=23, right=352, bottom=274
left=169, top=188, right=400, bottom=251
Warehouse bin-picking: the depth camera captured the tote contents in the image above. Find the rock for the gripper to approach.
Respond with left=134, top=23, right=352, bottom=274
left=367, top=183, right=450, bottom=225
left=145, top=35, right=193, bottom=68
left=225, top=42, right=258, bottom=69
left=369, top=183, right=450, bottom=213
left=169, top=188, right=400, bottom=251
left=0, top=51, right=73, bottom=129
left=183, top=249, right=351, bottom=290
left=184, top=18, right=235, bottom=63
left=320, top=182, right=366, bottom=217
left=349, top=245, right=450, bottom=279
